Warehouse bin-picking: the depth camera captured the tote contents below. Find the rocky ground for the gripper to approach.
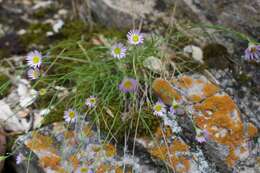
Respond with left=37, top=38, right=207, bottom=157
left=0, top=0, right=259, bottom=173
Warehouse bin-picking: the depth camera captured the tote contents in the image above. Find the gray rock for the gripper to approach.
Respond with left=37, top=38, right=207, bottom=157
left=0, top=78, right=37, bottom=132
left=87, top=0, right=260, bottom=38
left=12, top=121, right=161, bottom=173
left=210, top=68, right=260, bottom=129
left=0, top=129, right=6, bottom=172
left=89, top=0, right=157, bottom=28
left=152, top=74, right=259, bottom=173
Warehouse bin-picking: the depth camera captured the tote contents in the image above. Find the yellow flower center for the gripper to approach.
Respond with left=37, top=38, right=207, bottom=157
left=114, top=47, right=121, bottom=55
left=154, top=105, right=162, bottom=112
left=123, top=80, right=133, bottom=89
left=69, top=111, right=75, bottom=118
left=39, top=88, right=47, bottom=96
left=250, top=47, right=257, bottom=53
left=90, top=98, right=96, bottom=104
left=32, top=56, right=40, bottom=64
left=132, top=35, right=139, bottom=42
left=80, top=167, right=88, bottom=173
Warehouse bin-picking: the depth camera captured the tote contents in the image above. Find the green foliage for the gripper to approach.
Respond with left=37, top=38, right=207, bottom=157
left=60, top=20, right=126, bottom=41
left=35, top=31, right=165, bottom=140
left=0, top=74, right=11, bottom=99
left=32, top=5, right=57, bottom=19
left=21, top=23, right=52, bottom=49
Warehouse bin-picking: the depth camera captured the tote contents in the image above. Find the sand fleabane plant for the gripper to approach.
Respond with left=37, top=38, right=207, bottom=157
left=85, top=96, right=97, bottom=108
left=26, top=50, right=43, bottom=68
left=127, top=29, right=144, bottom=45
left=75, top=166, right=93, bottom=173
left=119, top=77, right=138, bottom=93
left=244, top=44, right=260, bottom=61
left=195, top=128, right=208, bottom=143
left=169, top=99, right=179, bottom=116
left=27, top=68, right=40, bottom=80
left=16, top=153, right=24, bottom=165
left=153, top=101, right=166, bottom=117
left=111, top=43, right=127, bottom=59
left=64, top=109, right=78, bottom=123
left=37, top=31, right=163, bottom=140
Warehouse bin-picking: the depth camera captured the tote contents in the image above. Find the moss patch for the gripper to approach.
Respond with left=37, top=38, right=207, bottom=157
left=20, top=23, right=52, bottom=50
left=60, top=20, right=126, bottom=41
left=32, top=5, right=57, bottom=19
left=41, top=103, right=66, bottom=126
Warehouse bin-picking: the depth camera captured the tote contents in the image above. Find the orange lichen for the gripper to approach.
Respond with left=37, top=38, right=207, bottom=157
left=194, top=116, right=208, bottom=128
left=64, top=130, right=78, bottom=146
left=26, top=132, right=56, bottom=153
left=194, top=95, right=236, bottom=113
left=83, top=124, right=94, bottom=137
left=195, top=79, right=204, bottom=84
left=257, top=157, right=260, bottom=165
left=169, top=140, right=189, bottom=153
left=170, top=157, right=190, bottom=173
left=203, top=83, right=219, bottom=97
left=115, top=166, right=124, bottom=173
left=193, top=94, right=254, bottom=167
left=247, top=123, right=258, bottom=137
left=178, top=76, right=193, bottom=88
left=149, top=139, right=190, bottom=173
left=64, top=130, right=75, bottom=139
left=104, top=143, right=117, bottom=157
left=155, top=126, right=173, bottom=139
left=149, top=145, right=168, bottom=161
left=69, top=155, right=80, bottom=169
left=57, top=167, right=68, bottom=173
left=225, top=148, right=239, bottom=167
left=190, top=94, right=203, bottom=102
left=96, top=164, right=110, bottom=173
left=39, top=154, right=61, bottom=170
left=152, top=78, right=181, bottom=105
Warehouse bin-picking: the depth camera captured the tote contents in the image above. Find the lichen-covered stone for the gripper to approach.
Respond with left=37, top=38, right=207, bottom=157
left=137, top=125, right=218, bottom=173
left=13, top=121, right=160, bottom=173
left=151, top=74, right=259, bottom=172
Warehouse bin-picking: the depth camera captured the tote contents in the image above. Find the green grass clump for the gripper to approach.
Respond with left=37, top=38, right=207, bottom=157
left=33, top=31, right=166, bottom=141
left=0, top=74, right=11, bottom=99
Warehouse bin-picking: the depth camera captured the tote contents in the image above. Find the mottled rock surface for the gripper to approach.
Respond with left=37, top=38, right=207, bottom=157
left=88, top=0, right=260, bottom=38
left=0, top=78, right=37, bottom=132
left=13, top=121, right=161, bottom=173
left=152, top=74, right=259, bottom=173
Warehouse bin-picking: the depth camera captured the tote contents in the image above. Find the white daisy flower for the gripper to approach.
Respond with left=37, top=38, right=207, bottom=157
left=64, top=109, right=78, bottom=123
left=27, top=68, right=40, bottom=80
left=111, top=43, right=127, bottom=59
left=75, top=166, right=89, bottom=173
left=26, top=50, right=43, bottom=68
left=127, top=29, right=144, bottom=45
left=153, top=101, right=166, bottom=117
left=195, top=128, right=208, bottom=143
left=75, top=166, right=94, bottom=173
left=85, top=96, right=97, bottom=108
left=16, top=153, right=24, bottom=165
